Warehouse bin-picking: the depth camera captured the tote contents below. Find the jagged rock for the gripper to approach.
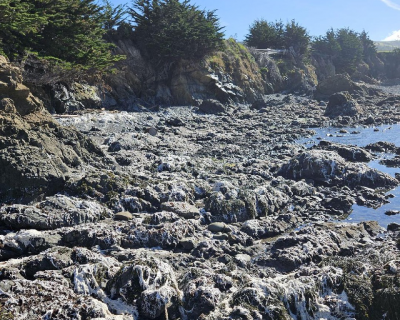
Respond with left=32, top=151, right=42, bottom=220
left=149, top=211, right=180, bottom=224
left=0, top=229, right=62, bottom=260
left=0, top=278, right=120, bottom=319
left=0, top=98, right=16, bottom=113
left=324, top=91, right=362, bottom=118
left=107, top=256, right=181, bottom=319
left=205, top=190, right=257, bottom=223
left=279, top=150, right=398, bottom=189
left=365, top=141, right=399, bottom=153
left=318, top=140, right=373, bottom=162
left=51, top=82, right=102, bottom=114
left=181, top=268, right=223, bottom=319
left=387, top=223, right=400, bottom=231
left=250, top=98, right=267, bottom=110
left=0, top=195, right=111, bottom=230
left=191, top=239, right=228, bottom=258
left=321, top=195, right=354, bottom=213
left=380, top=155, right=400, bottom=167
left=290, top=181, right=315, bottom=196
left=0, top=57, right=105, bottom=203
left=385, top=210, right=400, bottom=216
left=240, top=215, right=296, bottom=239
left=255, top=221, right=383, bottom=272
left=0, top=56, right=44, bottom=115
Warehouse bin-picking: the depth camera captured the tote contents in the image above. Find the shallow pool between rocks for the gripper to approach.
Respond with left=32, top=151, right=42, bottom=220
left=298, top=123, right=400, bottom=227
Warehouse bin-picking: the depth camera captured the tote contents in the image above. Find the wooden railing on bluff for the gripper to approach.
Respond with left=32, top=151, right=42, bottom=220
left=253, top=48, right=288, bottom=55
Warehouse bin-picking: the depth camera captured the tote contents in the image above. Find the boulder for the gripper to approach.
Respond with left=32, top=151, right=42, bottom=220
left=250, top=98, right=267, bottom=110
left=160, top=201, right=199, bottom=219
left=315, top=74, right=362, bottom=98
left=208, top=222, right=229, bottom=233
left=324, top=91, right=362, bottom=118
left=198, top=99, right=227, bottom=114
left=114, top=211, right=133, bottom=221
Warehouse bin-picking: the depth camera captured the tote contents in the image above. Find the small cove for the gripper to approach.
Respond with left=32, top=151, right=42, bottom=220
left=298, top=123, right=400, bottom=227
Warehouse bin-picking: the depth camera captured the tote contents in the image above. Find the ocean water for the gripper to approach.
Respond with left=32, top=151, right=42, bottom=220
left=298, top=123, right=400, bottom=227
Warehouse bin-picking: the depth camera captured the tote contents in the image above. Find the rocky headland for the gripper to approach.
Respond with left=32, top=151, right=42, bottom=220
left=1, top=48, right=400, bottom=320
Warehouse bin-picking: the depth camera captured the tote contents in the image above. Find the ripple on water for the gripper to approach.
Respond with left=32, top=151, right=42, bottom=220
left=299, top=123, right=400, bottom=228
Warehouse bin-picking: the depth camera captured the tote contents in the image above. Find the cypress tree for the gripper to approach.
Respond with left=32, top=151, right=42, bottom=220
left=130, top=0, right=224, bottom=62
left=0, top=0, right=125, bottom=70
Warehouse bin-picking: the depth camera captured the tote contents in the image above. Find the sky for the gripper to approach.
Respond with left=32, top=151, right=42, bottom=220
left=110, top=0, right=400, bottom=41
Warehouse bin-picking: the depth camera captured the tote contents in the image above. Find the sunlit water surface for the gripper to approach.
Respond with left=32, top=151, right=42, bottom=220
left=298, top=123, right=400, bottom=227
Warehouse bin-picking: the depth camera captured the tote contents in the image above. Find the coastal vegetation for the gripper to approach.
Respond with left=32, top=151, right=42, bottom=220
left=244, top=19, right=310, bottom=56
left=129, top=0, right=224, bottom=63
left=0, top=0, right=125, bottom=70
left=1, top=0, right=399, bottom=83
left=313, top=28, right=377, bottom=73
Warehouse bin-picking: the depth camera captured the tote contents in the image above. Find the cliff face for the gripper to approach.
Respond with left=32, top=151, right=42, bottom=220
left=19, top=39, right=396, bottom=113
left=106, top=38, right=266, bottom=107
left=21, top=39, right=268, bottom=112
left=0, top=56, right=104, bottom=203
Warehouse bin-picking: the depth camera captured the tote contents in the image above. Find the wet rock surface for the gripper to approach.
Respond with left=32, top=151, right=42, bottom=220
left=1, top=61, right=400, bottom=319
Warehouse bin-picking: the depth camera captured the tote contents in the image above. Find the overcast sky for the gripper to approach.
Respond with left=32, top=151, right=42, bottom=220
left=110, top=0, right=400, bottom=41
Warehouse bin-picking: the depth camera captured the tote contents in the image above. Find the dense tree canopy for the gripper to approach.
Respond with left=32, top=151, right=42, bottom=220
left=283, top=20, right=310, bottom=55
left=0, top=0, right=46, bottom=57
left=129, top=0, right=224, bottom=62
left=244, top=19, right=284, bottom=49
left=313, top=28, right=376, bottom=73
left=244, top=19, right=310, bottom=55
left=0, top=0, right=124, bottom=70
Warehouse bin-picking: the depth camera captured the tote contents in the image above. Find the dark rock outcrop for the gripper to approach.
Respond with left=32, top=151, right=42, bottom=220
left=0, top=56, right=104, bottom=203
left=279, top=150, right=398, bottom=189
left=198, top=99, right=227, bottom=114
left=324, top=91, right=362, bottom=118
left=317, top=140, right=373, bottom=162
left=315, top=74, right=362, bottom=98
left=0, top=195, right=112, bottom=230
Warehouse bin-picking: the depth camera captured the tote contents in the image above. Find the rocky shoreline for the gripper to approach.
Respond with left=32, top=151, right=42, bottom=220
left=1, top=55, right=400, bottom=319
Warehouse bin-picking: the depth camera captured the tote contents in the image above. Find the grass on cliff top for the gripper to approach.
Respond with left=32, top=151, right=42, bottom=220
left=207, top=38, right=256, bottom=70
left=205, top=38, right=264, bottom=90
